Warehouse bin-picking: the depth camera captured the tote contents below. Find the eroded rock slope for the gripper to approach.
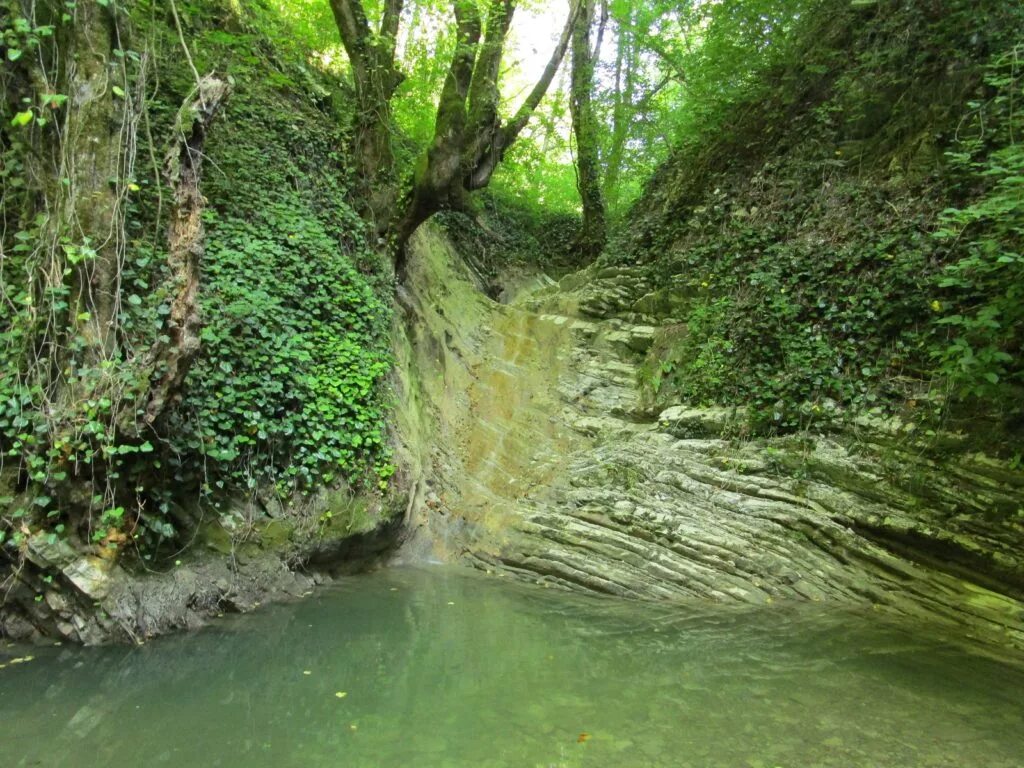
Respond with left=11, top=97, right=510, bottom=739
left=395, top=227, right=1024, bottom=651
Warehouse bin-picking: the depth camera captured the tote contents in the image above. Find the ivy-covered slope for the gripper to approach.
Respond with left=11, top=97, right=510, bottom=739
left=613, top=0, right=1023, bottom=443
left=0, top=0, right=396, bottom=639
left=163, top=22, right=394, bottom=500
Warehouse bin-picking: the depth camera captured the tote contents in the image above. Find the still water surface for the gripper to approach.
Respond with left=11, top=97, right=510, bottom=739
left=3, top=566, right=1024, bottom=768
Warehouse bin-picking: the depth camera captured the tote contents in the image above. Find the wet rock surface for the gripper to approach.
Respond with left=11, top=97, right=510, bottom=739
left=397, top=228, right=1024, bottom=651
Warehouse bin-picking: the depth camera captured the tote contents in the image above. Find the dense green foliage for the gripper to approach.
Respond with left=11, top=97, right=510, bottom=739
left=437, top=192, right=583, bottom=288
left=934, top=43, right=1024, bottom=402
left=169, top=81, right=392, bottom=496
left=165, top=5, right=394, bottom=496
left=0, top=0, right=391, bottom=558
left=621, top=0, right=1023, bottom=437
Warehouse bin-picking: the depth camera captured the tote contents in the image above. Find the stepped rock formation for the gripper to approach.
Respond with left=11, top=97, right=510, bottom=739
left=395, top=226, right=1024, bottom=651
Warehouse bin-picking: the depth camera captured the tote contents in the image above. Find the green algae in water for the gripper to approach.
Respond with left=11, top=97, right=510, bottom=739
left=2, top=567, right=1024, bottom=767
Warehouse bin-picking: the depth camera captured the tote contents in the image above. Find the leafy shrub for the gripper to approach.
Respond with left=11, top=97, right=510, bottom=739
left=933, top=44, right=1023, bottom=400
left=158, top=62, right=393, bottom=501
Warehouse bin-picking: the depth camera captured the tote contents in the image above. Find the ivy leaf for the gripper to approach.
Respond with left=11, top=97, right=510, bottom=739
left=10, top=110, right=34, bottom=127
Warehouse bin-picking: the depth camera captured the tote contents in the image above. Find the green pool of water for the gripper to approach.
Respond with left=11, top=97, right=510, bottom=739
left=3, top=566, right=1023, bottom=767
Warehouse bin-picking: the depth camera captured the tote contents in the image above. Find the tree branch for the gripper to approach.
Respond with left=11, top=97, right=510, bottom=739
left=592, top=0, right=609, bottom=61
left=328, top=0, right=372, bottom=87
left=379, top=0, right=405, bottom=71
left=501, top=0, right=580, bottom=147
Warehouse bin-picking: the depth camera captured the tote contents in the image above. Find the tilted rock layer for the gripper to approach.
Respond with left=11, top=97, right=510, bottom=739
left=396, top=227, right=1024, bottom=651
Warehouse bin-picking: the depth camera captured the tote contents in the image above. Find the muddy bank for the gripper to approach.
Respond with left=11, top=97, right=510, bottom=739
left=1, top=489, right=404, bottom=645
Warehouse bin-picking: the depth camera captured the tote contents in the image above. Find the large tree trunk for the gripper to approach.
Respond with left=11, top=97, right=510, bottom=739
left=570, top=0, right=607, bottom=259
left=62, top=0, right=124, bottom=358
left=0, top=1, right=229, bottom=533
left=48, top=5, right=230, bottom=433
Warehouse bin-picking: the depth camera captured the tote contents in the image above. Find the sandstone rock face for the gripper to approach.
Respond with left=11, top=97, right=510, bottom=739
left=397, top=227, right=1024, bottom=651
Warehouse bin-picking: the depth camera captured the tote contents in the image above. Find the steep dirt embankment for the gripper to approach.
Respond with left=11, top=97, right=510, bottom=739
left=394, top=225, right=1024, bottom=651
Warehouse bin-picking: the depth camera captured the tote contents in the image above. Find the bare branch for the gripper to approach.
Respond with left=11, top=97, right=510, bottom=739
left=143, top=74, right=231, bottom=425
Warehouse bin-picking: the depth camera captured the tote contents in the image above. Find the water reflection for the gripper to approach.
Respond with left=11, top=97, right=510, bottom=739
left=3, top=566, right=1024, bottom=767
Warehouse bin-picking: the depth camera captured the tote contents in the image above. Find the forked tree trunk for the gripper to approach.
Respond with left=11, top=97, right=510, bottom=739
left=328, top=0, right=405, bottom=234
left=604, top=1, right=638, bottom=209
